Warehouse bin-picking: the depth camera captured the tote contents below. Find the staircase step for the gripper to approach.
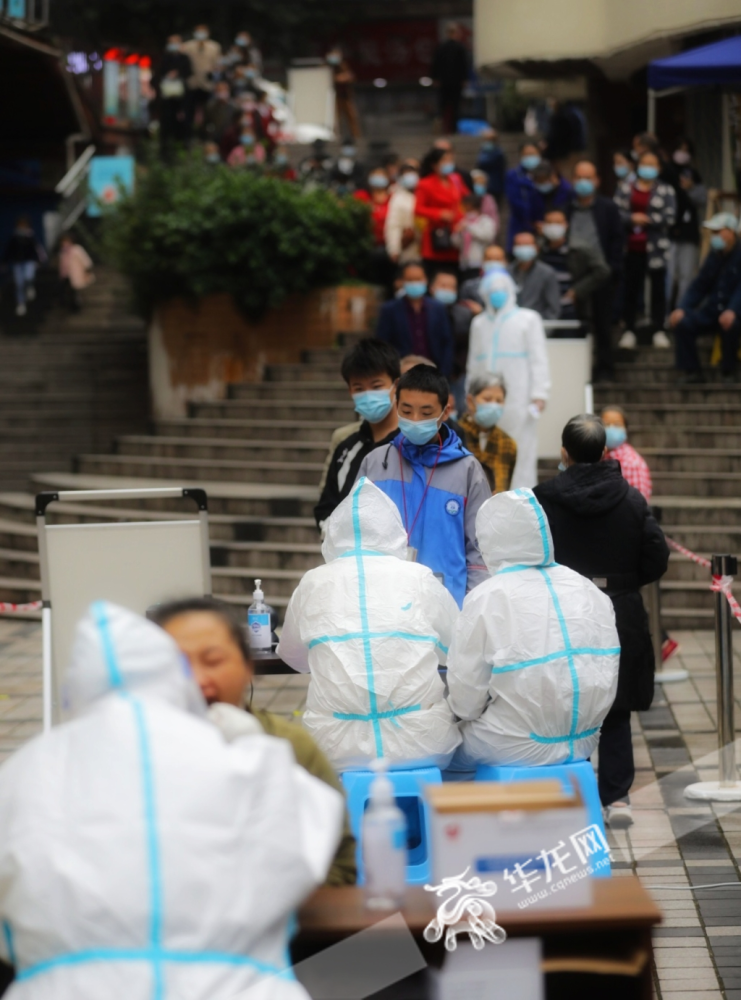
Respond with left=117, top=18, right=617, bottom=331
left=651, top=472, right=741, bottom=498
left=630, top=426, right=741, bottom=450
left=190, top=399, right=356, bottom=423
left=594, top=384, right=741, bottom=404
left=228, top=381, right=348, bottom=402
left=639, top=448, right=741, bottom=474
left=156, top=418, right=340, bottom=443
left=116, top=435, right=330, bottom=465
left=266, top=364, right=347, bottom=382
left=210, top=540, right=321, bottom=572
left=75, top=453, right=324, bottom=487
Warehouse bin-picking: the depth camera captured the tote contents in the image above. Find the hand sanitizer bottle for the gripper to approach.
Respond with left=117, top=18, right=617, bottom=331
left=363, top=759, right=407, bottom=909
left=247, top=579, right=271, bottom=652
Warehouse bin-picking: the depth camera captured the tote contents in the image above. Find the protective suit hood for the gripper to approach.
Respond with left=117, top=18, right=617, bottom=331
left=63, top=601, right=206, bottom=719
left=322, top=477, right=408, bottom=562
left=480, top=269, right=518, bottom=318
left=476, top=488, right=554, bottom=573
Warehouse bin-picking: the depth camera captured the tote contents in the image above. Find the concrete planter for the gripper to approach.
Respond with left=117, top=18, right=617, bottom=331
left=149, top=284, right=379, bottom=419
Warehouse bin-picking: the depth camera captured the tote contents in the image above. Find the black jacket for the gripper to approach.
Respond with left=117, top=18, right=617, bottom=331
left=534, top=462, right=669, bottom=712
left=681, top=240, right=741, bottom=318
left=314, top=422, right=397, bottom=529
left=566, top=195, right=624, bottom=277
left=431, top=39, right=469, bottom=91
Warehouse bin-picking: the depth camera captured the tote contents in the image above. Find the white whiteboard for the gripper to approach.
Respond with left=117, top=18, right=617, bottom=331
left=537, top=337, right=592, bottom=459
left=288, top=65, right=335, bottom=130
left=46, top=520, right=208, bottom=714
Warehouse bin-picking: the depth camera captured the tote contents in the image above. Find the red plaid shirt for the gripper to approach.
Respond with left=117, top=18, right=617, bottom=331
left=606, top=442, right=652, bottom=501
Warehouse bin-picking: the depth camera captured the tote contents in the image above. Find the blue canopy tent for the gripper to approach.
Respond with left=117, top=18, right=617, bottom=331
left=647, top=35, right=741, bottom=132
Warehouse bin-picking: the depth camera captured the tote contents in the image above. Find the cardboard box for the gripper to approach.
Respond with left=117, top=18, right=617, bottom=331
left=425, top=781, right=605, bottom=915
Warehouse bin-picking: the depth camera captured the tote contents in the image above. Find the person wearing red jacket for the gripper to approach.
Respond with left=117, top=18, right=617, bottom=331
left=415, top=148, right=469, bottom=278
left=355, top=167, right=393, bottom=293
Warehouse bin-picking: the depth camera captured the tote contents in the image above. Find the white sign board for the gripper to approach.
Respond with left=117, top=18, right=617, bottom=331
left=287, top=65, right=335, bottom=132
left=537, top=337, right=592, bottom=459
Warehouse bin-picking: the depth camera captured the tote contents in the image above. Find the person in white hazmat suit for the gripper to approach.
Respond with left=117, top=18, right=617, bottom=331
left=466, top=269, right=551, bottom=489
left=277, top=477, right=462, bottom=770
left=447, top=489, right=620, bottom=768
left=0, top=602, right=343, bottom=1000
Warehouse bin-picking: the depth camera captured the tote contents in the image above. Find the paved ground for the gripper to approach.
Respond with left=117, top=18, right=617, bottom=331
left=1, top=623, right=740, bottom=998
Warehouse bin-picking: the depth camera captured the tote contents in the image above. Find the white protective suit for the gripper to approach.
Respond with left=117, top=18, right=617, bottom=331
left=466, top=270, right=551, bottom=489
left=277, top=478, right=462, bottom=770
left=0, top=602, right=343, bottom=1000
left=447, top=489, right=620, bottom=768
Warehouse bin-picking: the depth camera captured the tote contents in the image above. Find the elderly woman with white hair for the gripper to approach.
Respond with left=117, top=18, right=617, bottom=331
left=458, top=371, right=517, bottom=494
left=466, top=269, right=550, bottom=488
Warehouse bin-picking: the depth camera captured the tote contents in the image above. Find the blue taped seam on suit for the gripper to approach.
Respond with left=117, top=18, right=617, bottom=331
left=2, top=921, right=15, bottom=967
left=333, top=704, right=422, bottom=723
left=538, top=567, right=580, bottom=760
left=529, top=726, right=600, bottom=745
left=309, top=631, right=448, bottom=654
left=351, top=481, right=384, bottom=757
left=16, top=948, right=292, bottom=983
left=495, top=562, right=556, bottom=576
left=491, top=646, right=621, bottom=675
left=490, top=306, right=520, bottom=370
left=514, top=489, right=551, bottom=566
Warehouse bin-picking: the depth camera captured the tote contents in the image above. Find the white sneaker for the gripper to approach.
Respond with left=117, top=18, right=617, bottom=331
left=15, top=303, right=27, bottom=317
left=653, top=330, right=671, bottom=349
left=26, top=285, right=36, bottom=302
left=618, top=330, right=637, bottom=350
left=606, top=802, right=634, bottom=828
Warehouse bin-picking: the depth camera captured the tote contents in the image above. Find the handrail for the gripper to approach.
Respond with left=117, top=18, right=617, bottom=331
left=55, top=144, right=96, bottom=196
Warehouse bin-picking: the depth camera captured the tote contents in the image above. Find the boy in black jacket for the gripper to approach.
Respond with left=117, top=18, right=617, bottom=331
left=314, top=340, right=400, bottom=531
left=534, top=414, right=669, bottom=828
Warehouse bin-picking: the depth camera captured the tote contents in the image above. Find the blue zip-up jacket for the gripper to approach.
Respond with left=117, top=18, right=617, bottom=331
left=356, top=426, right=491, bottom=606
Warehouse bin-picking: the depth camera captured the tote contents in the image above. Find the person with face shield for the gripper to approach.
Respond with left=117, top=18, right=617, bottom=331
left=278, top=478, right=461, bottom=769
left=459, top=244, right=507, bottom=310
left=356, top=363, right=490, bottom=607
left=0, top=602, right=343, bottom=1000
left=447, top=489, right=620, bottom=769
left=467, top=270, right=550, bottom=489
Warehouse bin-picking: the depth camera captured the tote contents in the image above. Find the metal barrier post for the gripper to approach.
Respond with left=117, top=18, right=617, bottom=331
left=685, top=553, right=741, bottom=802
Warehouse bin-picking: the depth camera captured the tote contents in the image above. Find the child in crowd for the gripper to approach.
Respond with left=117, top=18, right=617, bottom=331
left=279, top=479, right=461, bottom=770
left=315, top=339, right=400, bottom=531
left=453, top=193, right=497, bottom=283
left=152, top=596, right=356, bottom=885
left=601, top=405, right=652, bottom=501
left=458, top=372, right=517, bottom=494
left=601, top=406, right=678, bottom=662
left=356, top=363, right=490, bottom=607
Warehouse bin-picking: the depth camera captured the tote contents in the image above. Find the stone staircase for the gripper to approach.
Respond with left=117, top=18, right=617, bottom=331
left=0, top=327, right=734, bottom=630
left=594, top=346, right=740, bottom=630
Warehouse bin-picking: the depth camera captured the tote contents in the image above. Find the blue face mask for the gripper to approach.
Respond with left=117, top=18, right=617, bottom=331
left=513, top=244, right=537, bottom=262
left=473, top=182, right=487, bottom=196
left=401, top=172, right=419, bottom=190
left=637, top=165, right=659, bottom=181
left=481, top=141, right=496, bottom=152
left=475, top=402, right=503, bottom=428
left=433, top=288, right=457, bottom=306
left=535, top=182, right=554, bottom=194
left=240, top=134, right=255, bottom=146
left=369, top=174, right=389, bottom=189
left=710, top=234, right=727, bottom=252
left=483, top=260, right=505, bottom=274
left=604, top=425, right=627, bottom=450
left=440, top=161, right=456, bottom=175
left=614, top=164, right=629, bottom=179
left=167, top=42, right=181, bottom=52
left=489, top=289, right=509, bottom=310
left=353, top=388, right=393, bottom=423
left=558, top=461, right=567, bottom=472
left=274, top=153, right=288, bottom=166
left=405, top=281, right=427, bottom=299
left=574, top=178, right=595, bottom=197
left=398, top=415, right=442, bottom=446
left=521, top=154, right=541, bottom=171
left=206, top=153, right=220, bottom=164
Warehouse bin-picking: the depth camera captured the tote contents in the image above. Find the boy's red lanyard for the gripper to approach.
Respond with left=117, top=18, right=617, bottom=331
left=398, top=437, right=443, bottom=545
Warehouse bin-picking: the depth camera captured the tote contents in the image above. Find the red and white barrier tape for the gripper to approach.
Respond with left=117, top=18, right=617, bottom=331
left=711, top=575, right=741, bottom=625
left=666, top=536, right=712, bottom=569
left=0, top=601, right=42, bottom=613
left=667, top=536, right=741, bottom=624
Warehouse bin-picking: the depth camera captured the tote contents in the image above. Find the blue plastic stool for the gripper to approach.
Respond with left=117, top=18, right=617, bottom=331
left=341, top=766, right=442, bottom=885
left=474, top=760, right=610, bottom=878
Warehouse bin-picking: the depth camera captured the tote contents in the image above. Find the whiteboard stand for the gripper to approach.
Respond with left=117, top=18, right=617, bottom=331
left=36, top=487, right=212, bottom=730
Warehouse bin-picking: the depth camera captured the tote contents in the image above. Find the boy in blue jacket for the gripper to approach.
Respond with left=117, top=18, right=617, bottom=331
left=356, top=364, right=490, bottom=606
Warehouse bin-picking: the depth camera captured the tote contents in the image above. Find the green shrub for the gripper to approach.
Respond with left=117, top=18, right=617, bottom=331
left=101, top=153, right=372, bottom=319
